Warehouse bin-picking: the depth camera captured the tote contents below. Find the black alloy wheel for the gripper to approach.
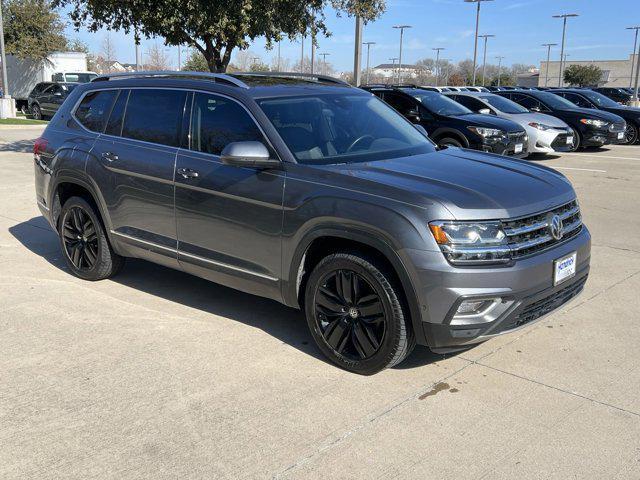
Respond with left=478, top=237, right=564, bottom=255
left=31, top=104, right=42, bottom=120
left=62, top=206, right=99, bottom=270
left=314, top=269, right=386, bottom=361
left=305, top=253, right=414, bottom=375
left=624, top=123, right=638, bottom=145
left=58, top=196, right=124, bottom=280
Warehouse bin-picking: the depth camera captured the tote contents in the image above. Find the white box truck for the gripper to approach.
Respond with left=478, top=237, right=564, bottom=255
left=6, top=52, right=96, bottom=112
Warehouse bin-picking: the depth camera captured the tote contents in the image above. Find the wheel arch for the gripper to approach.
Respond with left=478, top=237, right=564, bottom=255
left=285, top=228, right=428, bottom=346
left=430, top=128, right=470, bottom=147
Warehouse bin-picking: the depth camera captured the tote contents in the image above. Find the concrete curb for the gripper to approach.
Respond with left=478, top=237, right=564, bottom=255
left=0, top=124, right=47, bottom=130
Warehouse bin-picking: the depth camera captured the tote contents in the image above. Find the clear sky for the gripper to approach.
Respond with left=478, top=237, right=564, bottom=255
left=64, top=0, right=639, bottom=71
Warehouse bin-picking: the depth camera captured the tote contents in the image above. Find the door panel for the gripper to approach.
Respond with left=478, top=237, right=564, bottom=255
left=175, top=92, right=285, bottom=300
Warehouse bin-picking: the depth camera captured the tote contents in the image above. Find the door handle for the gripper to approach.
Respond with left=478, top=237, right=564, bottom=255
left=101, top=151, right=119, bottom=162
left=177, top=168, right=199, bottom=179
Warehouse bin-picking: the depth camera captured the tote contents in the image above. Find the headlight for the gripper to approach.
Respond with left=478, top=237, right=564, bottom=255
left=528, top=122, right=555, bottom=131
left=467, top=126, right=504, bottom=138
left=580, top=118, right=609, bottom=128
left=429, top=221, right=511, bottom=265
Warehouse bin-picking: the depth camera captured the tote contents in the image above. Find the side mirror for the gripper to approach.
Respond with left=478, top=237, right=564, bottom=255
left=220, top=141, right=280, bottom=169
left=406, top=109, right=421, bottom=123
left=478, top=108, right=491, bottom=115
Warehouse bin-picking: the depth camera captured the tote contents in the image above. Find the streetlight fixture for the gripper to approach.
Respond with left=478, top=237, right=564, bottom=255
left=363, top=41, right=376, bottom=85
left=432, top=47, right=445, bottom=86
left=541, top=43, right=557, bottom=87
left=464, top=0, right=494, bottom=86
left=393, top=25, right=412, bottom=85
left=319, top=52, right=331, bottom=75
left=478, top=34, right=495, bottom=86
left=553, top=13, right=579, bottom=87
left=495, top=55, right=505, bottom=87
left=626, top=27, right=640, bottom=90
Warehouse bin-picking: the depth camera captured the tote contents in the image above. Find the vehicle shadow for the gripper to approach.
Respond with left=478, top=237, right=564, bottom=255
left=0, top=139, right=36, bottom=153
left=9, top=217, right=445, bottom=371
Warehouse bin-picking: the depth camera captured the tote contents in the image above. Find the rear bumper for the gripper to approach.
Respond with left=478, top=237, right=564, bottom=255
left=402, top=225, right=591, bottom=350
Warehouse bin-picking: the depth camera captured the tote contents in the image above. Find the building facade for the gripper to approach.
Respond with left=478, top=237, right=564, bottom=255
left=539, top=54, right=638, bottom=87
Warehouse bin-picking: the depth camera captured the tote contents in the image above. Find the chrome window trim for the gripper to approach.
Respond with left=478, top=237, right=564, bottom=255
left=71, top=86, right=281, bottom=162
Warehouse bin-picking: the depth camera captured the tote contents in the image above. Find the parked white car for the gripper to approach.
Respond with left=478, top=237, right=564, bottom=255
left=446, top=92, right=575, bottom=155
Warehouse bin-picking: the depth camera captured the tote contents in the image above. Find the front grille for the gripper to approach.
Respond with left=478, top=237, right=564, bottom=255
left=551, top=131, right=572, bottom=149
left=502, top=200, right=582, bottom=259
left=499, top=275, right=588, bottom=331
left=508, top=131, right=526, bottom=142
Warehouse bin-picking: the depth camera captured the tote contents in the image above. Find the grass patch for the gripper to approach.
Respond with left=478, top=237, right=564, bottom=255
left=0, top=118, right=48, bottom=125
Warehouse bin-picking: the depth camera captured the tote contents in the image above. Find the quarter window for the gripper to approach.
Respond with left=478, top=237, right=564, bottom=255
left=121, top=89, right=187, bottom=147
left=75, top=90, right=118, bottom=132
left=189, top=93, right=265, bottom=155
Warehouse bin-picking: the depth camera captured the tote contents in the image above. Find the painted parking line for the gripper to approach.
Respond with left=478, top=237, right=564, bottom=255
left=560, top=153, right=639, bottom=161
left=553, top=166, right=606, bottom=173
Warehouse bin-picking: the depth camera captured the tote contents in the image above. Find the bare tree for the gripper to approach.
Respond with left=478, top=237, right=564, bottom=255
left=100, top=32, right=117, bottom=72
left=145, top=43, right=171, bottom=70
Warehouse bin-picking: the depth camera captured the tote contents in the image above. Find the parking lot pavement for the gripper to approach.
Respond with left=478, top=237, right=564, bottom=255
left=1, top=128, right=639, bottom=479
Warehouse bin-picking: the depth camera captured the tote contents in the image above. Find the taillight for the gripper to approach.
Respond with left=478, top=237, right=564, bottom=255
left=34, top=137, right=48, bottom=157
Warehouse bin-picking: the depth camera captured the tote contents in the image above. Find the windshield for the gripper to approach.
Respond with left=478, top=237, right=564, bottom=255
left=63, top=73, right=98, bottom=83
left=535, top=91, right=579, bottom=109
left=480, top=94, right=529, bottom=114
left=257, top=94, right=435, bottom=165
left=580, top=90, right=619, bottom=108
left=414, top=91, right=473, bottom=116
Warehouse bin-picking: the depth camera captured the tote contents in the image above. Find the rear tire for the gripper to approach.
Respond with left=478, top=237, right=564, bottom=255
left=304, top=252, right=415, bottom=375
left=58, top=196, right=124, bottom=281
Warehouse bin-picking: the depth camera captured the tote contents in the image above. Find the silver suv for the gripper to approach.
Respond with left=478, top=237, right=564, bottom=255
left=34, top=72, right=590, bottom=374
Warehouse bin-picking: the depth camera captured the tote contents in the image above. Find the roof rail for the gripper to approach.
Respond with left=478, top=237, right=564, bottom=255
left=231, top=71, right=350, bottom=86
left=91, top=70, right=250, bottom=89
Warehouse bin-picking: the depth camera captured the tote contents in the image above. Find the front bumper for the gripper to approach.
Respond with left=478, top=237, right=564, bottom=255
left=583, top=123, right=626, bottom=146
left=403, top=225, right=591, bottom=350
left=481, top=132, right=529, bottom=158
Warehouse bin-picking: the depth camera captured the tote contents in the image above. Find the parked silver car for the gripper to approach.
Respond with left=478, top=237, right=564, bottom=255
left=447, top=92, right=575, bottom=155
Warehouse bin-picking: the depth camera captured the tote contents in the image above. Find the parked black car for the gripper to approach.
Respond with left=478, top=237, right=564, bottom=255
left=552, top=89, right=640, bottom=144
left=28, top=82, right=78, bottom=120
left=592, top=87, right=632, bottom=105
left=364, top=86, right=528, bottom=157
left=496, top=90, right=626, bottom=150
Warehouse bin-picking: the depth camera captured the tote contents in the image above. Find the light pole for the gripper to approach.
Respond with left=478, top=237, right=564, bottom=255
left=495, top=55, right=504, bottom=87
left=177, top=45, right=182, bottom=71
left=353, top=16, right=363, bottom=86
left=319, top=52, right=331, bottom=75
left=393, top=25, right=412, bottom=85
left=478, top=34, right=494, bottom=86
left=432, top=47, right=445, bottom=86
left=626, top=27, right=640, bottom=89
left=0, top=0, right=9, bottom=115
left=542, top=43, right=557, bottom=87
left=553, top=13, right=579, bottom=87
left=300, top=34, right=305, bottom=73
left=465, top=0, right=494, bottom=86
left=277, top=40, right=281, bottom=71
left=363, top=42, right=376, bottom=85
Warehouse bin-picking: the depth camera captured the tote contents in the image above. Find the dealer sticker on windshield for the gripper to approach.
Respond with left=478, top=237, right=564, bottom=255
left=514, top=143, right=523, bottom=154
left=554, top=252, right=577, bottom=286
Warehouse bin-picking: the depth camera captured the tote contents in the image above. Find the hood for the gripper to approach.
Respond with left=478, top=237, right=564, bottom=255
left=600, top=105, right=640, bottom=120
left=558, top=106, right=625, bottom=123
left=320, top=148, right=575, bottom=220
left=499, top=112, right=569, bottom=129
left=453, top=113, right=524, bottom=132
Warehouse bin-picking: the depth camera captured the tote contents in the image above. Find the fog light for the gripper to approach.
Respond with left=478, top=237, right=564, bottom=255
left=456, top=299, right=495, bottom=315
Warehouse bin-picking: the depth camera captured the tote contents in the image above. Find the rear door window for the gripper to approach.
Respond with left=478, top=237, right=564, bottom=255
left=121, top=89, right=187, bottom=147
left=383, top=92, right=416, bottom=116
left=75, top=90, right=118, bottom=132
left=189, top=92, right=265, bottom=155
left=454, top=95, right=487, bottom=112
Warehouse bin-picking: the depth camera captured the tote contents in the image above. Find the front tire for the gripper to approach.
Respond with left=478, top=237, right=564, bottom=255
left=58, top=196, right=124, bottom=281
left=304, top=253, right=415, bottom=375
left=438, top=137, right=463, bottom=148
left=569, top=128, right=581, bottom=151
left=31, top=104, right=42, bottom=120
left=624, top=123, right=638, bottom=145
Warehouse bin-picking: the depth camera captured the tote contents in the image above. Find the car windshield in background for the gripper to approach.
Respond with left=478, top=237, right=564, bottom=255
left=580, top=90, right=620, bottom=108
left=414, top=91, right=473, bottom=116
left=480, top=94, right=529, bottom=114
left=535, top=91, right=579, bottom=110
left=257, top=94, right=435, bottom=165
left=65, top=73, right=98, bottom=83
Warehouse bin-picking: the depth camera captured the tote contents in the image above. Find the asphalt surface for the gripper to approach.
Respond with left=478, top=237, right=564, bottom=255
left=1, top=126, right=639, bottom=479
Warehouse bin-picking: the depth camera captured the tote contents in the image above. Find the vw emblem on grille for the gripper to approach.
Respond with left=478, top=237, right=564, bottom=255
left=549, top=214, right=564, bottom=241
